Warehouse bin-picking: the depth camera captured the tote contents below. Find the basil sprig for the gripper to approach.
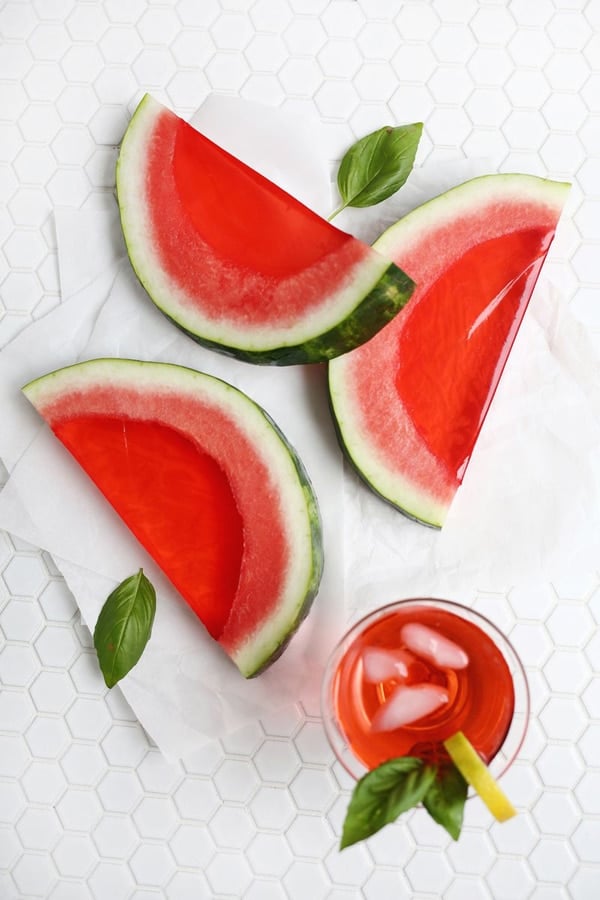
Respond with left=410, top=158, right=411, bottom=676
left=423, top=761, right=468, bottom=840
left=330, top=122, right=423, bottom=220
left=341, top=757, right=467, bottom=849
left=93, top=569, right=156, bottom=688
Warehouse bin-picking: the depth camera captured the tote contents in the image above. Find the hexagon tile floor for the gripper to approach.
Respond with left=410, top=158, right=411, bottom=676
left=1, top=1, right=600, bottom=898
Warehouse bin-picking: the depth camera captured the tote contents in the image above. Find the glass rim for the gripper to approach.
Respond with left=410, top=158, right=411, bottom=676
left=321, top=596, right=530, bottom=782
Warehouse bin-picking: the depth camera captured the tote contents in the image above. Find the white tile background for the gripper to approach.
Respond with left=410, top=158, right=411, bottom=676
left=1, top=0, right=600, bottom=897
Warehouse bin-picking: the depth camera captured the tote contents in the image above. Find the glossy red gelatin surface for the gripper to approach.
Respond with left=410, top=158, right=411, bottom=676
left=171, top=116, right=344, bottom=277
left=53, top=415, right=246, bottom=639
left=394, top=227, right=552, bottom=480
left=145, top=107, right=366, bottom=323
left=332, top=605, right=515, bottom=771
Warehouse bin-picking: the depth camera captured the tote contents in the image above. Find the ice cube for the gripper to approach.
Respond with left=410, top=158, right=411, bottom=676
left=401, top=623, right=469, bottom=669
left=362, top=647, right=409, bottom=683
left=371, top=684, right=449, bottom=732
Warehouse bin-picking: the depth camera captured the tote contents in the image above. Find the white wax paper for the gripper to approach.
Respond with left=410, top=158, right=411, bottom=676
left=0, top=95, right=598, bottom=761
left=0, top=96, right=341, bottom=759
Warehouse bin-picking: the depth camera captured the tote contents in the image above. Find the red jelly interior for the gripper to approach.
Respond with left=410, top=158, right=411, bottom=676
left=53, top=415, right=244, bottom=639
left=333, top=605, right=515, bottom=771
left=168, top=116, right=346, bottom=278
left=396, top=227, right=553, bottom=480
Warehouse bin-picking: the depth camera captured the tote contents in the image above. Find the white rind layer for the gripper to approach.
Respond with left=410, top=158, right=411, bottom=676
left=329, top=351, right=450, bottom=527
left=375, top=174, right=568, bottom=254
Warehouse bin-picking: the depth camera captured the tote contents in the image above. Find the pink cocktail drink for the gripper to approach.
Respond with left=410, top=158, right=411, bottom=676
left=322, top=599, right=529, bottom=779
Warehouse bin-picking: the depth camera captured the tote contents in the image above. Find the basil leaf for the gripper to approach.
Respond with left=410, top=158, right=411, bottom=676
left=331, top=122, right=423, bottom=218
left=423, top=763, right=468, bottom=841
left=93, top=569, right=156, bottom=688
left=340, top=756, right=437, bottom=849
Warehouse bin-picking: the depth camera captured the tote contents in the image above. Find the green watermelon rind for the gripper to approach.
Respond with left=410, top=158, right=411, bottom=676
left=115, top=94, right=415, bottom=366
left=327, top=377, right=448, bottom=528
left=170, top=262, right=415, bottom=366
left=329, top=173, right=570, bottom=529
left=227, top=400, right=324, bottom=677
left=374, top=173, right=570, bottom=261
left=23, top=358, right=324, bottom=678
left=246, top=438, right=324, bottom=676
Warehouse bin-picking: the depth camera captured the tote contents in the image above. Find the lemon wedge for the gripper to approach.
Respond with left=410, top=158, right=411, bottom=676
left=443, top=732, right=516, bottom=822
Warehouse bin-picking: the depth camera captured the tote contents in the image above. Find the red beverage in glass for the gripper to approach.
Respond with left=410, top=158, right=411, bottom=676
left=322, top=599, right=528, bottom=779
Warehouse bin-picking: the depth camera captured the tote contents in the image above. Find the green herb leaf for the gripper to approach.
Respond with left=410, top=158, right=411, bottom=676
left=93, top=569, right=156, bottom=689
left=340, top=756, right=437, bottom=849
left=330, top=122, right=423, bottom=219
left=423, top=763, right=468, bottom=841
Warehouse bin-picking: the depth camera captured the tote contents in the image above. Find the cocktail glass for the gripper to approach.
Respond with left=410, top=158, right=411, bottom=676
left=321, top=597, right=529, bottom=782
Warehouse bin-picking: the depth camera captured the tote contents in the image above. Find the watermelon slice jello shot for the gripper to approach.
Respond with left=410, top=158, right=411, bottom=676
left=321, top=598, right=529, bottom=840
